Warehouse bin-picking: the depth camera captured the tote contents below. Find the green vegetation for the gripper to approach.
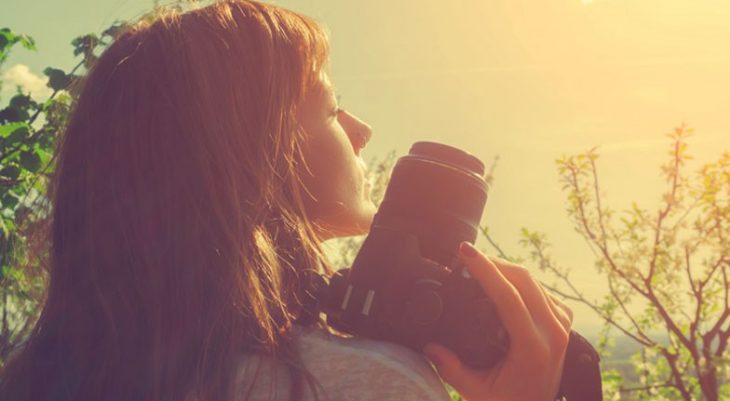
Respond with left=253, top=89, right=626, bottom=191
left=522, top=126, right=728, bottom=401
left=0, top=25, right=71, bottom=362
left=479, top=126, right=729, bottom=400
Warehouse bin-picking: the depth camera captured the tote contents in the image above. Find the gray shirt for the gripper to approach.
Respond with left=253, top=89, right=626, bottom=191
left=233, top=324, right=453, bottom=401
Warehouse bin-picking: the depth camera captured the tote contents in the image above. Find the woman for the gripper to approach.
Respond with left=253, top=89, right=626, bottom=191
left=0, top=1, right=572, bottom=400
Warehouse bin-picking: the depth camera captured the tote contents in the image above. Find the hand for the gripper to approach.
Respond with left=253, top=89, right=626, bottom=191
left=422, top=241, right=572, bottom=401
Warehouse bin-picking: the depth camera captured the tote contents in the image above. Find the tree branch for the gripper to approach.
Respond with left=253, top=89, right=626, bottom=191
left=540, top=281, right=655, bottom=347
left=606, top=274, right=654, bottom=345
left=566, top=165, right=648, bottom=297
left=646, top=133, right=682, bottom=283
left=660, top=348, right=693, bottom=401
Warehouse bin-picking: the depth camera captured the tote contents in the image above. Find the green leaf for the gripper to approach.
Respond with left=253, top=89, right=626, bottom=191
left=1, top=208, right=14, bottom=219
left=0, top=29, right=14, bottom=50
left=0, top=106, right=29, bottom=123
left=2, top=265, right=25, bottom=282
left=0, top=122, right=28, bottom=138
left=43, top=67, right=71, bottom=91
left=5, top=125, right=29, bottom=145
left=1, top=191, right=21, bottom=209
left=19, top=149, right=41, bottom=172
left=71, top=34, right=99, bottom=57
left=0, top=217, right=13, bottom=239
left=9, top=94, right=32, bottom=109
left=0, top=165, right=20, bottom=180
left=18, top=34, right=36, bottom=51
left=34, top=145, right=52, bottom=168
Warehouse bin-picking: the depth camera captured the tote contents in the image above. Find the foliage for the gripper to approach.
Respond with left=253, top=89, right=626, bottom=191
left=482, top=125, right=729, bottom=401
left=0, top=21, right=133, bottom=365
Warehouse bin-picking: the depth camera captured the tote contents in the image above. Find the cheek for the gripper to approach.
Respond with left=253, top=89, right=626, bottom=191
left=300, top=130, right=357, bottom=207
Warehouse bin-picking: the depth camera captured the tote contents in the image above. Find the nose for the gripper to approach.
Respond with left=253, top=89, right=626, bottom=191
left=340, top=111, right=372, bottom=151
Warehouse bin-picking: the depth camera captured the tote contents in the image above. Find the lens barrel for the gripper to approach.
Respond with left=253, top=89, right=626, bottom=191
left=372, top=141, right=489, bottom=266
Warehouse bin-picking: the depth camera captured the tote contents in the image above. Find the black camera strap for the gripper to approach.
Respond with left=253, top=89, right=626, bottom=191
left=557, top=331, right=603, bottom=401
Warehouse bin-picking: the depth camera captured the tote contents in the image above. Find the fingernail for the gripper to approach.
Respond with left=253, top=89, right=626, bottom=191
left=459, top=241, right=478, bottom=258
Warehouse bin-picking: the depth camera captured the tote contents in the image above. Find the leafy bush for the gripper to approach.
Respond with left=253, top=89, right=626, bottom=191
left=0, top=21, right=130, bottom=364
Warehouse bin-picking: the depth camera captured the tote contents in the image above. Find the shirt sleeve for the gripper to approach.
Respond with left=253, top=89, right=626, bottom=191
left=297, top=327, right=453, bottom=401
left=231, top=326, right=456, bottom=401
left=337, top=353, right=453, bottom=401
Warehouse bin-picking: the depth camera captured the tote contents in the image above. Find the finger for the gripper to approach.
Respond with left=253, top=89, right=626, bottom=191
left=546, top=291, right=573, bottom=328
left=548, top=293, right=573, bottom=322
left=542, top=287, right=571, bottom=332
left=422, top=342, right=474, bottom=391
left=489, top=257, right=567, bottom=338
left=457, top=242, right=537, bottom=347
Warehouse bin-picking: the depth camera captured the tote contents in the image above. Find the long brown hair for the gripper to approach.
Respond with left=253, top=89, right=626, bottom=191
left=0, top=1, right=336, bottom=400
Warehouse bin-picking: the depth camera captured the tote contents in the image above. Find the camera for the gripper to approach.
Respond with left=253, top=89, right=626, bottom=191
left=315, top=141, right=602, bottom=401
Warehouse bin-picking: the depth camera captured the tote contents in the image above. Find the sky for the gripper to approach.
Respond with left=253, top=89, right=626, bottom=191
left=3, top=0, right=729, bottom=337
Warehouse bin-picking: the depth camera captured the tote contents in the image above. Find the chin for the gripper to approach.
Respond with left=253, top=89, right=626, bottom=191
left=321, top=209, right=375, bottom=240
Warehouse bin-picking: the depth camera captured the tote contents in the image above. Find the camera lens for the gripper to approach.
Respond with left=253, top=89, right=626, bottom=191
left=372, top=141, right=489, bottom=266
left=408, top=141, right=485, bottom=177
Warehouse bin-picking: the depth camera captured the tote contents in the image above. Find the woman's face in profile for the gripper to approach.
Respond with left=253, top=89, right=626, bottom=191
left=297, top=72, right=377, bottom=240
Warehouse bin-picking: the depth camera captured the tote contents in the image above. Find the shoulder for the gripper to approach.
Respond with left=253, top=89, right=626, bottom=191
left=235, top=324, right=452, bottom=401
left=293, top=324, right=452, bottom=401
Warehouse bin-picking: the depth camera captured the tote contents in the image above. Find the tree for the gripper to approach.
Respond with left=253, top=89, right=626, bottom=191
left=0, top=0, right=203, bottom=369
left=484, top=125, right=729, bottom=400
left=0, top=26, right=61, bottom=365
left=0, top=18, right=135, bottom=364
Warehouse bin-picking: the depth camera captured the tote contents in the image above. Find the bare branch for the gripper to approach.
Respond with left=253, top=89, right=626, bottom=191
left=566, top=165, right=648, bottom=297
left=606, top=275, right=655, bottom=345
left=589, top=155, right=609, bottom=250
left=686, top=245, right=704, bottom=350
left=645, top=286, right=696, bottom=358
left=645, top=138, right=681, bottom=283
left=698, top=269, right=729, bottom=348
left=479, top=226, right=511, bottom=261
left=540, top=281, right=655, bottom=348
left=660, top=348, right=694, bottom=401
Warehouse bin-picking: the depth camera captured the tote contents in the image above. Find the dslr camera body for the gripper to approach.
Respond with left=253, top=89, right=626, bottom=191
left=316, top=142, right=602, bottom=401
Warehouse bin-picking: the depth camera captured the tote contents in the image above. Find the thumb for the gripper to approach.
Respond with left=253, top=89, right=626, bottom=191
left=422, top=343, right=466, bottom=384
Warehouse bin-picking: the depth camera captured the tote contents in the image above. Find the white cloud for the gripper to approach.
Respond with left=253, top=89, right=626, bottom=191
left=1, top=64, right=53, bottom=101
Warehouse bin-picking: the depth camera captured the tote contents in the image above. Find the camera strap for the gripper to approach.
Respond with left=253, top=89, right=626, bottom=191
left=557, top=331, right=603, bottom=401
